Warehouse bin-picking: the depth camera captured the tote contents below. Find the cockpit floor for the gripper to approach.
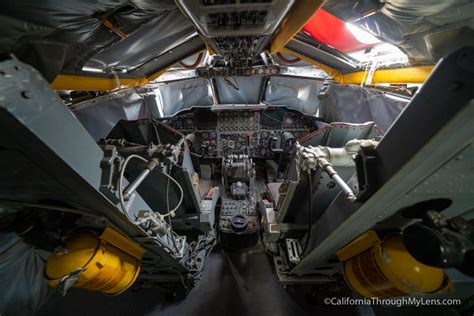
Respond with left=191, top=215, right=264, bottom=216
left=39, top=242, right=358, bottom=316
left=38, top=240, right=461, bottom=316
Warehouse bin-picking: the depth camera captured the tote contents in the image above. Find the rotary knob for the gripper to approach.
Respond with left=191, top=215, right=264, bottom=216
left=230, top=214, right=248, bottom=232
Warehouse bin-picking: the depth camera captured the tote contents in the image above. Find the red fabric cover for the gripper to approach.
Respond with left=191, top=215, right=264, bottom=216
left=302, top=9, right=372, bottom=53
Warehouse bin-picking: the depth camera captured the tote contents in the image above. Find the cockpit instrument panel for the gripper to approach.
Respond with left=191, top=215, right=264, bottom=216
left=163, top=106, right=317, bottom=158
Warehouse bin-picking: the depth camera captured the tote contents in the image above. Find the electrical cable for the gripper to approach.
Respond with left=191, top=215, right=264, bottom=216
left=160, top=169, right=184, bottom=217
left=301, top=170, right=313, bottom=256
left=118, top=153, right=184, bottom=220
left=118, top=155, right=185, bottom=259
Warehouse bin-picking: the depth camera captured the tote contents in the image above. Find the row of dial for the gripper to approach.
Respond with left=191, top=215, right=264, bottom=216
left=218, top=111, right=260, bottom=131
left=194, top=129, right=308, bottom=158
left=168, top=110, right=312, bottom=132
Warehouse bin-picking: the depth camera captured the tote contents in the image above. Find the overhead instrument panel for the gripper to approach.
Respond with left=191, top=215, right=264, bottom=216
left=176, top=0, right=295, bottom=66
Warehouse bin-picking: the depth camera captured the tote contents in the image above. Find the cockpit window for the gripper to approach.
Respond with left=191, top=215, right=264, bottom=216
left=153, top=78, right=213, bottom=116
left=265, top=76, right=322, bottom=116
left=215, top=77, right=263, bottom=104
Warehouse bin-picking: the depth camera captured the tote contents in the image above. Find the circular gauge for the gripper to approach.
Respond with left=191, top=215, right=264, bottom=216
left=284, top=117, right=293, bottom=127
left=201, top=132, right=209, bottom=139
left=235, top=142, right=242, bottom=149
left=228, top=140, right=235, bottom=148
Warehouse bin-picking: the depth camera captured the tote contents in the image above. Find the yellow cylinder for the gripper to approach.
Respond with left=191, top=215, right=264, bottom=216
left=45, top=227, right=145, bottom=295
left=337, top=231, right=451, bottom=298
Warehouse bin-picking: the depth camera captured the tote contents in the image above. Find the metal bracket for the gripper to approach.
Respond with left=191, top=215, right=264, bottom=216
left=99, top=145, right=121, bottom=203
left=286, top=238, right=303, bottom=264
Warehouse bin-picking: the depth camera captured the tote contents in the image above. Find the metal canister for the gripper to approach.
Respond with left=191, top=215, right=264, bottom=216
left=45, top=227, right=144, bottom=295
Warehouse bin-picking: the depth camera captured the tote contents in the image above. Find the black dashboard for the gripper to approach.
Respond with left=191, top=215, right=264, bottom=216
left=162, top=105, right=319, bottom=158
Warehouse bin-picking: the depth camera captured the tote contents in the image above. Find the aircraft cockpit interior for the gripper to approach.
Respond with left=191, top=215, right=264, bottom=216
left=0, top=1, right=473, bottom=315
